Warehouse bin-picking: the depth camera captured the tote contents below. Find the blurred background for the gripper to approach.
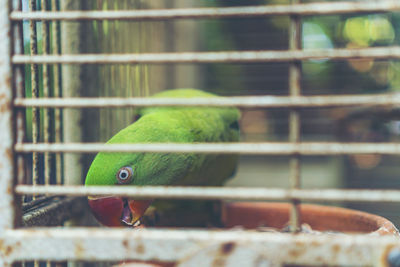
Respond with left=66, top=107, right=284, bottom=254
left=21, top=0, right=400, bottom=226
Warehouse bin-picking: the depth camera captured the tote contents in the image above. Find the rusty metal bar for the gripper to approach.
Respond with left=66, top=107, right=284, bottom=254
left=12, top=93, right=400, bottom=108
left=13, top=5, right=28, bottom=267
left=8, top=1, right=400, bottom=21
left=41, top=0, right=51, bottom=187
left=0, top=0, right=15, bottom=237
left=288, top=0, right=302, bottom=233
left=13, top=185, right=400, bottom=203
left=12, top=10, right=28, bottom=266
left=28, top=0, right=40, bottom=199
left=15, top=185, right=400, bottom=203
left=51, top=0, right=62, bottom=186
left=11, top=46, right=400, bottom=64
left=2, top=228, right=398, bottom=264
left=3, top=228, right=397, bottom=264
left=13, top=142, right=400, bottom=155
left=13, top=0, right=26, bottom=186
left=41, top=3, right=51, bottom=266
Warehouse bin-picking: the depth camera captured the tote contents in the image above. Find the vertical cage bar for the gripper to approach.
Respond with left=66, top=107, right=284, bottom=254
left=0, top=2, right=15, bottom=265
left=26, top=1, right=39, bottom=265
left=12, top=5, right=26, bottom=267
left=42, top=0, right=51, bottom=187
left=52, top=0, right=62, bottom=185
left=29, top=0, right=40, bottom=199
left=288, top=0, right=302, bottom=232
left=14, top=0, right=26, bottom=187
left=13, top=3, right=27, bottom=252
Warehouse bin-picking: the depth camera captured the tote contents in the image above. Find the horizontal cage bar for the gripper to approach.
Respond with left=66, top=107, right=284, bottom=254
left=4, top=228, right=397, bottom=264
left=13, top=93, right=400, bottom=108
left=9, top=1, right=400, bottom=21
left=15, top=185, right=400, bottom=203
left=13, top=142, right=400, bottom=155
left=11, top=47, right=400, bottom=64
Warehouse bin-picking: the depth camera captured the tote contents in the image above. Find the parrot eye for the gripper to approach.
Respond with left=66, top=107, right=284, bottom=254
left=116, top=166, right=133, bottom=184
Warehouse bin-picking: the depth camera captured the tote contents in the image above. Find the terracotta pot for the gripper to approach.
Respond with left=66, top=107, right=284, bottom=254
left=118, top=202, right=399, bottom=266
left=221, top=202, right=399, bottom=236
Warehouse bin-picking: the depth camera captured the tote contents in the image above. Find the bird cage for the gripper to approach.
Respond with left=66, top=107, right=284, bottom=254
left=1, top=0, right=400, bottom=266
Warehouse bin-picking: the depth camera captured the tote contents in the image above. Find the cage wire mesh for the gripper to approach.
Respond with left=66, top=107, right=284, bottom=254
left=1, top=0, right=400, bottom=266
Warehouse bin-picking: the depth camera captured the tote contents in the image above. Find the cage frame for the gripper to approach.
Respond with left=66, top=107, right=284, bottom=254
left=1, top=0, right=400, bottom=266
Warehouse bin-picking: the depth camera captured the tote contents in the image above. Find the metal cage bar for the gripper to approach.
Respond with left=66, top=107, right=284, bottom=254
left=13, top=142, right=400, bottom=155
left=8, top=1, right=400, bottom=21
left=288, top=0, right=302, bottom=232
left=11, top=46, right=400, bottom=64
left=2, top=228, right=399, bottom=265
left=12, top=93, right=400, bottom=108
left=13, top=0, right=26, bottom=187
left=0, top=1, right=15, bottom=264
left=51, top=0, right=62, bottom=186
left=13, top=185, right=400, bottom=203
left=28, top=0, right=40, bottom=199
left=41, top=0, right=52, bottom=259
left=28, top=1, right=40, bottom=266
left=41, top=0, right=51, bottom=188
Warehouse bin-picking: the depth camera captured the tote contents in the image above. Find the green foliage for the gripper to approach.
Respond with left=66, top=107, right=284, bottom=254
left=343, top=16, right=395, bottom=46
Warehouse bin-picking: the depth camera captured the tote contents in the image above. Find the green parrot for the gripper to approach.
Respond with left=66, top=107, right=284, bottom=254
left=85, top=89, right=240, bottom=227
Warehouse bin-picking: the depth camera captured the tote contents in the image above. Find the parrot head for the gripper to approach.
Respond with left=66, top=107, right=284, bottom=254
left=84, top=114, right=192, bottom=227
left=84, top=110, right=173, bottom=227
left=85, top=153, right=154, bottom=227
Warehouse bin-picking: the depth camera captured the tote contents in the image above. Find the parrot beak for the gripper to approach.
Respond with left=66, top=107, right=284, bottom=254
left=88, top=196, right=152, bottom=227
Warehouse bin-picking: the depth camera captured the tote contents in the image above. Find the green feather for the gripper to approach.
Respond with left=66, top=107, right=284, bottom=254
left=85, top=88, right=240, bottom=187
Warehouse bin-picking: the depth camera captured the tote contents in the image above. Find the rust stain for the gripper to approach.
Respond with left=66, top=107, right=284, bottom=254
left=212, top=258, right=226, bottom=267
left=211, top=242, right=237, bottom=267
left=288, top=241, right=308, bottom=260
left=0, top=239, right=20, bottom=259
left=332, top=244, right=340, bottom=255
left=0, top=240, right=4, bottom=257
left=0, top=101, right=11, bottom=113
left=7, top=184, right=12, bottom=195
left=288, top=248, right=301, bottom=259
left=221, top=242, right=235, bottom=255
left=122, top=239, right=129, bottom=249
left=5, top=76, right=11, bottom=88
left=5, top=148, right=12, bottom=161
left=136, top=243, right=145, bottom=254
left=4, top=245, right=12, bottom=257
left=74, top=241, right=84, bottom=258
left=315, top=256, right=324, bottom=263
left=310, top=241, right=320, bottom=247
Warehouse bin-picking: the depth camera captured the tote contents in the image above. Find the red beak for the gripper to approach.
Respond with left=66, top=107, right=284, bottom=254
left=88, top=196, right=152, bottom=227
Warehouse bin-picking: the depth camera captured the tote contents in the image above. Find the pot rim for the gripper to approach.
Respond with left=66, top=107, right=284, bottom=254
left=221, top=202, right=399, bottom=236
